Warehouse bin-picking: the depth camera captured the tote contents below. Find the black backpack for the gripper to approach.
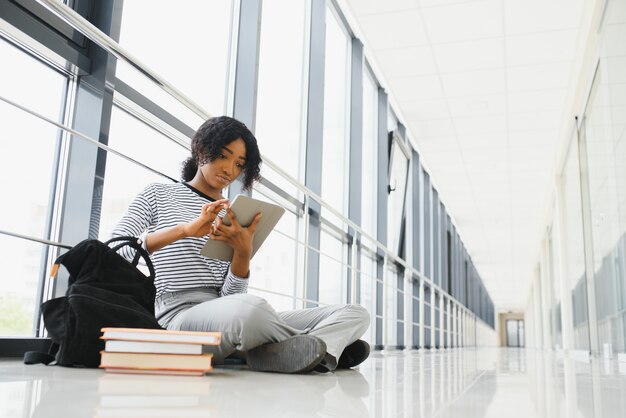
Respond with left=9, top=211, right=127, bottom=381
left=25, top=236, right=162, bottom=367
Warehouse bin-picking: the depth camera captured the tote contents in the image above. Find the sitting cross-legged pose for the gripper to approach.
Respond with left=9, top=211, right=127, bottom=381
left=112, top=116, right=370, bottom=373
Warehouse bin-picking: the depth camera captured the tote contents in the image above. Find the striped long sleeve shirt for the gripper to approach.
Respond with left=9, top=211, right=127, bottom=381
left=111, top=182, right=248, bottom=298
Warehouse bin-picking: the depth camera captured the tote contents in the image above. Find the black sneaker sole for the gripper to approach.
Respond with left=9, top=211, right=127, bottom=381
left=337, top=339, right=370, bottom=369
left=246, top=335, right=327, bottom=374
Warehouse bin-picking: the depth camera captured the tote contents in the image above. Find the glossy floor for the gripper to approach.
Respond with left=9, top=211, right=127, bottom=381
left=1, top=348, right=626, bottom=417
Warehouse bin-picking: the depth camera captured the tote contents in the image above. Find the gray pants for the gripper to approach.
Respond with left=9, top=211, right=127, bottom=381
left=155, top=289, right=370, bottom=365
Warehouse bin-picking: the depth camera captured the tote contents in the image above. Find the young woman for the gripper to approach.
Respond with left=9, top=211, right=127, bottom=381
left=112, top=116, right=370, bottom=373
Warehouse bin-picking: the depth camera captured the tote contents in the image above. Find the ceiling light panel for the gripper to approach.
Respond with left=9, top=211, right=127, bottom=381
left=402, top=99, right=449, bottom=121
left=509, top=175, right=551, bottom=195
left=421, top=0, right=503, bottom=44
left=507, top=89, right=568, bottom=113
left=348, top=0, right=421, bottom=17
left=508, top=110, right=562, bottom=132
left=610, top=84, right=626, bottom=106
left=506, top=30, right=579, bottom=67
left=467, top=163, right=511, bottom=180
left=389, top=74, right=444, bottom=101
left=425, top=163, right=468, bottom=178
left=456, top=132, right=509, bottom=149
left=508, top=130, right=558, bottom=148
left=454, top=115, right=507, bottom=135
left=440, top=69, right=506, bottom=97
left=507, top=62, right=573, bottom=92
left=358, top=10, right=429, bottom=50
left=463, top=149, right=509, bottom=170
left=416, top=135, right=458, bottom=152
left=504, top=0, right=584, bottom=35
left=606, top=56, right=626, bottom=84
left=432, top=38, right=504, bottom=73
left=376, top=46, right=437, bottom=78
left=509, top=159, right=553, bottom=175
left=412, top=117, right=456, bottom=138
left=436, top=190, right=476, bottom=211
left=603, top=23, right=626, bottom=55
left=421, top=151, right=466, bottom=170
left=447, top=94, right=506, bottom=118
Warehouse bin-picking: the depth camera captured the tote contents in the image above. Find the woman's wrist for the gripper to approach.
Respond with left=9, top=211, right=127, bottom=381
left=179, top=222, right=194, bottom=239
left=230, top=250, right=251, bottom=278
left=233, top=248, right=252, bottom=262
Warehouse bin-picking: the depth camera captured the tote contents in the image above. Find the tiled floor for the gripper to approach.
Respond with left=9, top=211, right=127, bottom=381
left=1, top=348, right=626, bottom=417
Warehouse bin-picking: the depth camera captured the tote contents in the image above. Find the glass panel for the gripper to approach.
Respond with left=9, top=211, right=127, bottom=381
left=562, top=131, right=589, bottom=351
left=548, top=227, right=563, bottom=349
left=434, top=293, right=441, bottom=347
left=423, top=172, right=432, bottom=279
left=582, top=15, right=626, bottom=356
left=255, top=0, right=307, bottom=194
left=0, top=40, right=67, bottom=337
left=319, top=228, right=346, bottom=306
left=98, top=106, right=188, bottom=240
left=592, top=0, right=626, bottom=357
left=387, top=134, right=410, bottom=255
left=385, top=266, right=398, bottom=346
left=251, top=188, right=303, bottom=311
left=117, top=0, right=233, bottom=118
left=443, top=300, right=448, bottom=347
left=423, top=286, right=432, bottom=348
left=361, top=70, right=378, bottom=238
left=412, top=285, right=420, bottom=347
left=359, top=248, right=376, bottom=345
left=321, top=5, right=350, bottom=218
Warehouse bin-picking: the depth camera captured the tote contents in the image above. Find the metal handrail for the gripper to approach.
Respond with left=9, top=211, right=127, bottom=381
left=36, top=0, right=211, bottom=121
left=0, top=94, right=177, bottom=184
left=0, top=229, right=72, bottom=250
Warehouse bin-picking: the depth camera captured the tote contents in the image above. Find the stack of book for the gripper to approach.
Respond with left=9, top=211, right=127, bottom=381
left=99, top=327, right=221, bottom=376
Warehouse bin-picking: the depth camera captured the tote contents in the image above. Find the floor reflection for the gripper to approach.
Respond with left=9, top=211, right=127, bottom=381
left=2, top=348, right=626, bottom=418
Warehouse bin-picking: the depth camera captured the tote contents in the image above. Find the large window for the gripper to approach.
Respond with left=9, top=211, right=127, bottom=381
left=255, top=0, right=308, bottom=193
left=318, top=5, right=351, bottom=307
left=361, top=68, right=378, bottom=238
left=98, top=103, right=189, bottom=241
left=250, top=186, right=305, bottom=311
left=321, top=5, right=351, bottom=217
left=0, top=40, right=69, bottom=337
left=117, top=0, right=233, bottom=121
left=319, top=227, right=348, bottom=305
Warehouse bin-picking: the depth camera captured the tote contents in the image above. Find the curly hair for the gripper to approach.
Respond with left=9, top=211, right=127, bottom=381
left=181, top=116, right=262, bottom=191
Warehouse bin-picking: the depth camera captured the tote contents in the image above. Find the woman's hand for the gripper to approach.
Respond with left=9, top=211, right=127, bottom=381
left=209, top=208, right=262, bottom=257
left=183, top=199, right=229, bottom=238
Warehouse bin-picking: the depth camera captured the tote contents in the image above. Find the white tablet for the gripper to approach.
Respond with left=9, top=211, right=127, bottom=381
left=199, top=195, right=285, bottom=261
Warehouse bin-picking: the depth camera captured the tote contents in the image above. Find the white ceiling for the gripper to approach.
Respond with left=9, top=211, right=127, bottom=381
left=339, top=0, right=587, bottom=310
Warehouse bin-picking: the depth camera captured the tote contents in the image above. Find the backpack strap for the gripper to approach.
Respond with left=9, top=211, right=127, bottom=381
left=106, top=236, right=156, bottom=281
left=23, top=342, right=59, bottom=365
